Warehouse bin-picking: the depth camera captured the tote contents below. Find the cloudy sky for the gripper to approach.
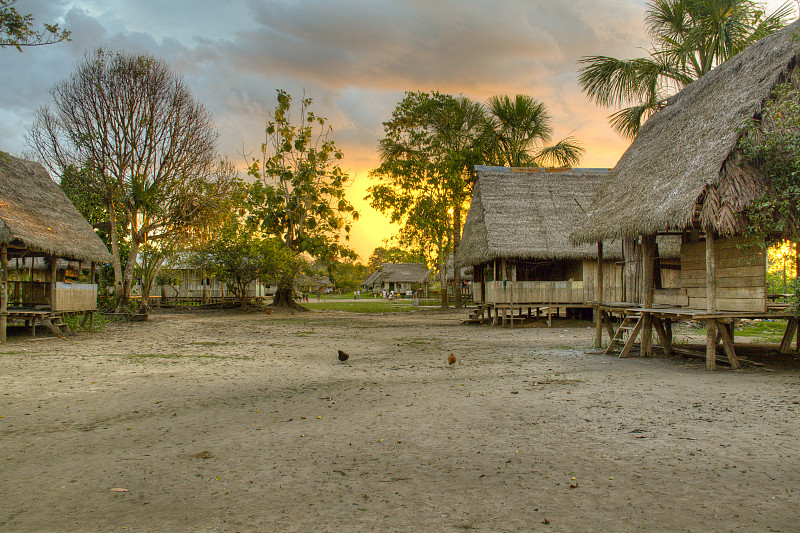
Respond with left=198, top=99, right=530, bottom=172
left=1, top=0, right=795, bottom=260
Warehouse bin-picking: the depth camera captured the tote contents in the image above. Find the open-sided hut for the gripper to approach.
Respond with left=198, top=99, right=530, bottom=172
left=0, top=153, right=111, bottom=339
left=360, top=263, right=431, bottom=296
left=456, top=166, right=640, bottom=325
left=571, top=20, right=800, bottom=369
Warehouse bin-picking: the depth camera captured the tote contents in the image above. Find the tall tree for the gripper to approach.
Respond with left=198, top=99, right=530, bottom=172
left=485, top=94, right=585, bottom=167
left=368, top=91, right=490, bottom=309
left=28, top=49, right=236, bottom=309
left=578, top=0, right=792, bottom=138
left=367, top=246, right=425, bottom=270
left=247, top=90, right=359, bottom=308
left=0, top=0, right=70, bottom=51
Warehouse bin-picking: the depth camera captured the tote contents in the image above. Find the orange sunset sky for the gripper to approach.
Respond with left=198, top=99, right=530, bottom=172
left=0, top=0, right=794, bottom=261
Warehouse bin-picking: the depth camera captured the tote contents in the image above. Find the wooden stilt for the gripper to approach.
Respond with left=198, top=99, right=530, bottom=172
left=652, top=317, right=671, bottom=357
left=779, top=318, right=797, bottom=353
left=716, top=319, right=740, bottom=369
left=1, top=244, right=7, bottom=343
left=705, top=230, right=717, bottom=370
left=594, top=242, right=604, bottom=348
left=641, top=234, right=656, bottom=357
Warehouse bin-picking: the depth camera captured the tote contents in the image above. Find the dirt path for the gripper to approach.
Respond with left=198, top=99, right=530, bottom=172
left=0, top=309, right=798, bottom=532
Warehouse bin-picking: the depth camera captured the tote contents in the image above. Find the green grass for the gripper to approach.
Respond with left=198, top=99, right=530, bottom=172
left=293, top=331, right=317, bottom=337
left=735, top=320, right=788, bottom=343
left=303, top=301, right=418, bottom=313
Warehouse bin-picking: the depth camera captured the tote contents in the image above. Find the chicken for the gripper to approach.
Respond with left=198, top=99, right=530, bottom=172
left=337, top=349, right=349, bottom=362
left=447, top=352, right=456, bottom=365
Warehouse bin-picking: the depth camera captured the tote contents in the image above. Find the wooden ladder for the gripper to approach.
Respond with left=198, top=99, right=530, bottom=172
left=604, top=311, right=643, bottom=357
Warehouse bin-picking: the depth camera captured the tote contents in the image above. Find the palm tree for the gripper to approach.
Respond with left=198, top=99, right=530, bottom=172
left=486, top=94, right=585, bottom=167
left=578, top=0, right=793, bottom=138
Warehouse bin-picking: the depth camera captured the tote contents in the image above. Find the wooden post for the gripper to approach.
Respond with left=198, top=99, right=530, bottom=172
left=706, top=231, right=717, bottom=370
left=50, top=255, right=57, bottom=311
left=595, top=241, right=604, bottom=348
left=90, top=262, right=96, bottom=330
left=1, top=244, right=7, bottom=343
left=641, top=234, right=656, bottom=357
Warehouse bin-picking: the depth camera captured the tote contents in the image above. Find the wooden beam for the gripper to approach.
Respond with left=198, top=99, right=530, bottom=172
left=594, top=241, right=604, bottom=348
left=779, top=318, right=797, bottom=354
left=641, top=234, right=656, bottom=357
left=715, top=319, right=740, bottom=369
left=652, top=317, right=671, bottom=357
left=619, top=315, right=644, bottom=358
left=706, top=231, right=717, bottom=370
left=1, top=244, right=7, bottom=343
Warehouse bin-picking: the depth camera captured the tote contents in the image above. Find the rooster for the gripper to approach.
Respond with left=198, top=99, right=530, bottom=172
left=338, top=349, right=349, bottom=362
left=447, top=352, right=456, bottom=365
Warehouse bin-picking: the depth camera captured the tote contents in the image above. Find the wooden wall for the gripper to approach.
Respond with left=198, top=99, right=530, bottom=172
left=52, top=282, right=98, bottom=312
left=680, top=236, right=767, bottom=312
left=474, top=258, right=624, bottom=305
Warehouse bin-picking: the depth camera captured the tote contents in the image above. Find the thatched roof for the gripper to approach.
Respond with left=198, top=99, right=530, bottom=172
left=456, top=166, right=623, bottom=267
left=381, top=263, right=431, bottom=284
left=0, top=153, right=111, bottom=263
left=572, top=20, right=800, bottom=244
left=360, top=269, right=382, bottom=289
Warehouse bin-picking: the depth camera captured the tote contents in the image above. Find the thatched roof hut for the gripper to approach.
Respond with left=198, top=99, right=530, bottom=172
left=456, top=166, right=619, bottom=267
left=360, top=263, right=431, bottom=292
left=572, top=19, right=800, bottom=244
left=0, top=153, right=110, bottom=263
left=380, top=263, right=430, bottom=284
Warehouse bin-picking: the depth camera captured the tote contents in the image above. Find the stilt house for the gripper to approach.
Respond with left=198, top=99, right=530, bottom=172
left=456, top=166, right=636, bottom=324
left=571, top=19, right=800, bottom=369
left=0, top=153, right=111, bottom=339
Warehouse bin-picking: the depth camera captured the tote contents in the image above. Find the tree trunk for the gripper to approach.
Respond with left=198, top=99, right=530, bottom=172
left=440, top=259, right=449, bottom=310
left=108, top=202, right=124, bottom=306
left=121, top=238, right=140, bottom=308
left=272, top=273, right=306, bottom=310
left=239, top=281, right=247, bottom=309
left=202, top=274, right=209, bottom=305
left=453, top=203, right=463, bottom=309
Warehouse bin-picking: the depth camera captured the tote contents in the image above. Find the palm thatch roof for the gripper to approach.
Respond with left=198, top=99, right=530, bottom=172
left=572, top=20, right=800, bottom=244
left=0, top=153, right=111, bottom=263
left=455, top=166, right=622, bottom=267
left=381, top=263, right=431, bottom=284
left=360, top=269, right=383, bottom=289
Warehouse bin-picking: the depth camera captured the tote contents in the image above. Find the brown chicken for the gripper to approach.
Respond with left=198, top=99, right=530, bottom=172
left=337, top=349, right=349, bottom=362
left=447, top=353, right=456, bottom=365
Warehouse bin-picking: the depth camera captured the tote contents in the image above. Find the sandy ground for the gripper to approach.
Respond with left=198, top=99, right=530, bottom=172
left=0, top=307, right=798, bottom=532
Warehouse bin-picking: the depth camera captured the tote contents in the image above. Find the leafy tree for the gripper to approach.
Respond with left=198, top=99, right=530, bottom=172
left=28, top=49, right=238, bottom=309
left=247, top=90, right=359, bottom=308
left=368, top=91, right=490, bottom=308
left=189, top=223, right=294, bottom=309
left=485, top=94, right=585, bottom=167
left=330, top=260, right=371, bottom=293
left=578, top=0, right=792, bottom=138
left=1, top=0, right=70, bottom=51
left=738, top=74, right=800, bottom=239
left=367, top=246, right=425, bottom=270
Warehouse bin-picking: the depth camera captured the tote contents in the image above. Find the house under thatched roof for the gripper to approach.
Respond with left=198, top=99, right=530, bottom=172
left=456, top=166, right=620, bottom=268
left=360, top=270, right=383, bottom=290
left=0, top=153, right=111, bottom=263
left=571, top=19, right=800, bottom=245
left=380, top=263, right=430, bottom=284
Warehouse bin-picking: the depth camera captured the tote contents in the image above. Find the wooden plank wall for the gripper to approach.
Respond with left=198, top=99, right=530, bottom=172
left=482, top=280, right=584, bottom=304
left=581, top=259, right=624, bottom=302
left=681, top=237, right=766, bottom=312
left=52, top=282, right=98, bottom=312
